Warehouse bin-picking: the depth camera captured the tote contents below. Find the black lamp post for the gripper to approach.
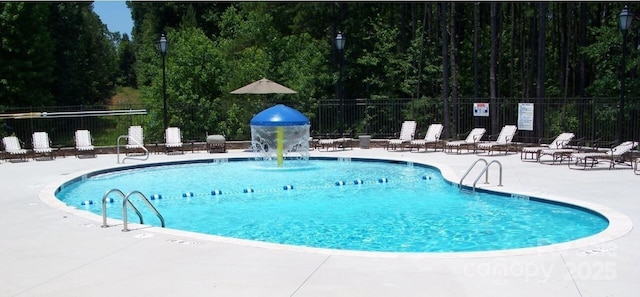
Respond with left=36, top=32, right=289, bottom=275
left=618, top=5, right=633, bottom=143
left=335, top=32, right=346, bottom=134
left=157, top=33, right=169, bottom=131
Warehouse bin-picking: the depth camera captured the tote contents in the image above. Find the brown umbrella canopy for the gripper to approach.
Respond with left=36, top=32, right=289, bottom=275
left=230, top=78, right=297, bottom=95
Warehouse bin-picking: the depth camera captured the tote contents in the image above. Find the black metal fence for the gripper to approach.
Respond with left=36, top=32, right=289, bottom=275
left=1, top=97, right=638, bottom=148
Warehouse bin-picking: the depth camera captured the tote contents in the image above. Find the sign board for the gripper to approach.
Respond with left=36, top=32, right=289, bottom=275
left=473, top=103, right=489, bottom=117
left=518, top=103, right=534, bottom=131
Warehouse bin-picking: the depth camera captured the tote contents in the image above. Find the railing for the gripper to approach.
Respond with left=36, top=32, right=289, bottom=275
left=101, top=188, right=166, bottom=232
left=101, top=189, right=142, bottom=228
left=116, top=135, right=149, bottom=164
left=459, top=158, right=503, bottom=192
left=121, top=190, right=165, bottom=232
left=1, top=97, right=638, bottom=147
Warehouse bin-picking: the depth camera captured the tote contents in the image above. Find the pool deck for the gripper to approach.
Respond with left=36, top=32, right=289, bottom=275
left=1, top=147, right=639, bottom=297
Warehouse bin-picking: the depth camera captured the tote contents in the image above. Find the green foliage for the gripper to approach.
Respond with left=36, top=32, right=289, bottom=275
left=3, top=2, right=640, bottom=142
left=0, top=2, right=55, bottom=106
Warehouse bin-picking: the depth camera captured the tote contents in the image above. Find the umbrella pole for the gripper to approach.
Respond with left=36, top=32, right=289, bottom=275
left=276, top=126, right=284, bottom=167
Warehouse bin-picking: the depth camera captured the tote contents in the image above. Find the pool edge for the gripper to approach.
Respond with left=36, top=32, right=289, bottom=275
left=39, top=155, right=634, bottom=259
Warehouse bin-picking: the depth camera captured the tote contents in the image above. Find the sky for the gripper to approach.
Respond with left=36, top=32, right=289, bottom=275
left=93, top=1, right=134, bottom=36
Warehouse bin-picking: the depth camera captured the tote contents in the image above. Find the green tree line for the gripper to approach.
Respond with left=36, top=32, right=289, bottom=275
left=2, top=2, right=639, bottom=141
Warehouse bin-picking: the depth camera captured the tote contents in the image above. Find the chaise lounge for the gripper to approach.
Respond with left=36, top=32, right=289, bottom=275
left=164, top=127, right=184, bottom=154
left=476, top=125, right=518, bottom=155
left=32, top=131, right=54, bottom=160
left=409, top=123, right=443, bottom=152
left=445, top=128, right=486, bottom=154
left=568, top=141, right=638, bottom=170
left=74, top=129, right=96, bottom=158
left=2, top=136, right=28, bottom=162
left=386, top=120, right=417, bottom=151
left=521, top=132, right=575, bottom=162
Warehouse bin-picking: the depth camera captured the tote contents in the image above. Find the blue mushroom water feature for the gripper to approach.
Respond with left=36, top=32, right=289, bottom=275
left=250, top=104, right=311, bottom=166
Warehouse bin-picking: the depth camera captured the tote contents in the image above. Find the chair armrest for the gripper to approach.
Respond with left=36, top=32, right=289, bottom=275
left=587, top=139, right=612, bottom=150
left=538, top=136, right=556, bottom=145
left=486, top=133, right=499, bottom=141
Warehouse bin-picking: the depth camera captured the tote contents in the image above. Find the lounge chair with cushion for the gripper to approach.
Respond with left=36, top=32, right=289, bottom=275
left=126, top=125, right=145, bottom=155
left=445, top=128, right=486, bottom=154
left=410, top=123, right=444, bottom=152
left=74, top=129, right=96, bottom=158
left=386, top=120, right=417, bottom=151
left=568, top=141, right=638, bottom=170
left=318, top=132, right=353, bottom=151
left=164, top=127, right=184, bottom=154
left=477, top=125, right=518, bottom=155
left=521, top=132, right=575, bottom=162
left=2, top=136, right=28, bottom=162
left=32, top=131, right=54, bottom=160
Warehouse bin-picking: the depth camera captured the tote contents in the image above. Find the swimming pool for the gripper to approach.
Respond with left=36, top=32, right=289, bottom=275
left=55, top=157, right=608, bottom=253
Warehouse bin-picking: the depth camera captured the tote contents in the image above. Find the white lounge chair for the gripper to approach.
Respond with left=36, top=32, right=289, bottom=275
left=165, top=127, right=184, bottom=154
left=2, top=136, right=28, bottom=161
left=477, top=125, right=518, bottom=155
left=126, top=125, right=145, bottom=155
left=569, top=141, right=638, bottom=170
left=521, top=132, right=575, bottom=162
left=32, top=131, right=54, bottom=160
left=74, top=130, right=96, bottom=158
left=410, top=123, right=443, bottom=152
left=445, top=128, right=486, bottom=154
left=386, top=120, right=417, bottom=151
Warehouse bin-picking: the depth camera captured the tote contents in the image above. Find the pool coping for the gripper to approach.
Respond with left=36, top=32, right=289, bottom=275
left=39, top=154, right=633, bottom=259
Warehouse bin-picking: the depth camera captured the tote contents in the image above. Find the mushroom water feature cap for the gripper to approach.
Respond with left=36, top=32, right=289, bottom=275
left=250, top=105, right=310, bottom=166
left=250, top=104, right=310, bottom=126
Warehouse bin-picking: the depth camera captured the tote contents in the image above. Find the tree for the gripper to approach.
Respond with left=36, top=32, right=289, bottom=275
left=0, top=2, right=55, bottom=106
left=49, top=2, right=117, bottom=105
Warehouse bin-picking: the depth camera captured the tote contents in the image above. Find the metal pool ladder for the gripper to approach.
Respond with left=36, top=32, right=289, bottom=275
left=101, top=189, right=165, bottom=232
left=459, top=158, right=503, bottom=192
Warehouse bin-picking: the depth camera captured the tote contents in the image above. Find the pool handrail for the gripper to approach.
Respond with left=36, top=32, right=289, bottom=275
left=459, top=158, right=503, bottom=192
left=472, top=160, right=503, bottom=191
left=116, top=135, right=149, bottom=164
left=122, top=190, right=165, bottom=232
left=459, top=158, right=488, bottom=190
left=102, top=189, right=143, bottom=228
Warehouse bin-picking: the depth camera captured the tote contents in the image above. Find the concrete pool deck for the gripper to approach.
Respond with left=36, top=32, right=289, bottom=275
left=1, top=148, right=639, bottom=296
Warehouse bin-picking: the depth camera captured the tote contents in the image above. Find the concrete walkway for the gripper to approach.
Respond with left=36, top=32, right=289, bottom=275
left=1, top=148, right=638, bottom=297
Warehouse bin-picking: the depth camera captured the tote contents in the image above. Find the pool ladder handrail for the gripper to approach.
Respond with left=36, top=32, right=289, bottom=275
left=116, top=135, right=149, bottom=164
left=459, top=158, right=503, bottom=192
left=101, top=189, right=165, bottom=232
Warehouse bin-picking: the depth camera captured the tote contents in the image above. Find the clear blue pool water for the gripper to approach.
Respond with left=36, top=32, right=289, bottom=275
left=55, top=158, right=608, bottom=253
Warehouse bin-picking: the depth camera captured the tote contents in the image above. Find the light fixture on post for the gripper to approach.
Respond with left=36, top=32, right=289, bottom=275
left=157, top=33, right=169, bottom=131
left=618, top=5, right=633, bottom=143
left=335, top=32, right=346, bottom=135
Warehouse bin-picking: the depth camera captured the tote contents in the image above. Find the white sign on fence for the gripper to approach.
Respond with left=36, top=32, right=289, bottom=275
left=473, top=103, right=489, bottom=117
left=518, top=103, right=534, bottom=131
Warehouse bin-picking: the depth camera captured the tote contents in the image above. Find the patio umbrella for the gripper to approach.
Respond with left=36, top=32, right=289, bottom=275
left=230, top=78, right=297, bottom=95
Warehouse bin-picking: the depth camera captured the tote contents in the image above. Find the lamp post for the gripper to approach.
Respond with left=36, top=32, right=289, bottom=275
left=335, top=32, right=346, bottom=134
left=618, top=5, right=633, bottom=143
left=157, top=33, right=169, bottom=131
